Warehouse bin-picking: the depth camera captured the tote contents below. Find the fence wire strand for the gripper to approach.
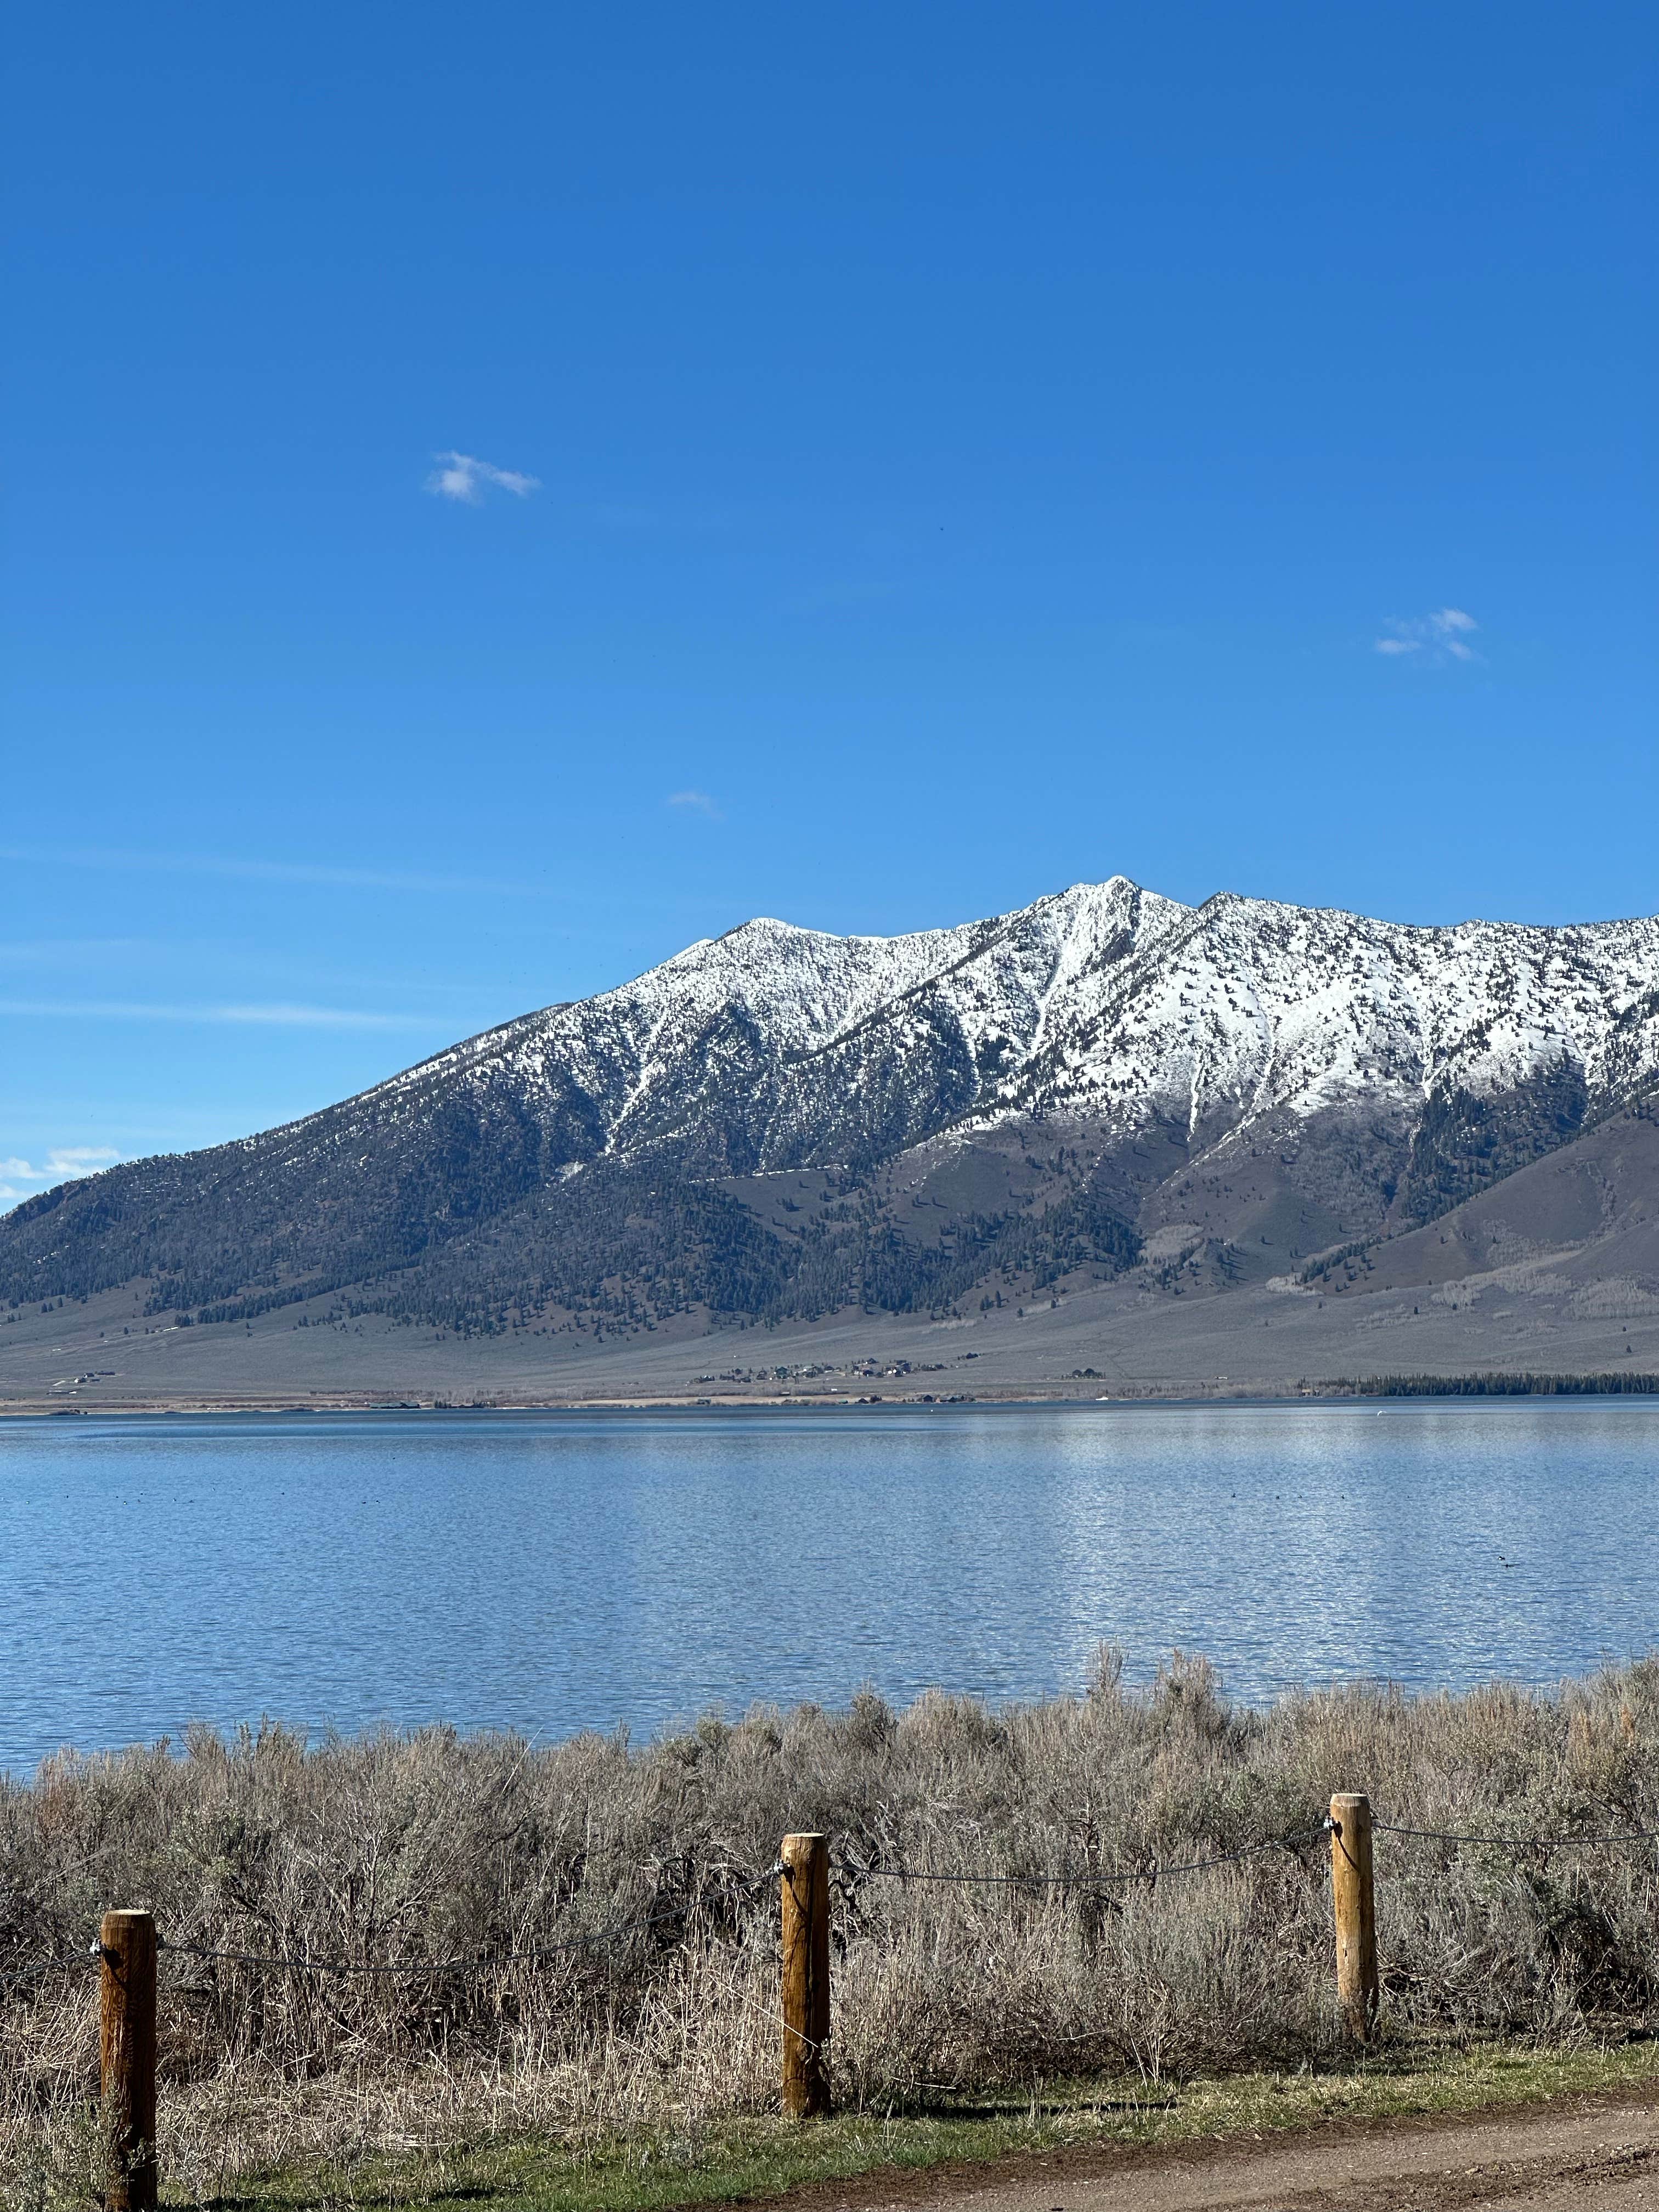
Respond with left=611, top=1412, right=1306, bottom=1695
left=849, top=1821, right=1328, bottom=1896
left=11, top=1812, right=1659, bottom=1999
left=0, top=1955, right=94, bottom=1991
left=155, top=1898, right=691, bottom=1979
left=1374, top=1817, right=1659, bottom=1849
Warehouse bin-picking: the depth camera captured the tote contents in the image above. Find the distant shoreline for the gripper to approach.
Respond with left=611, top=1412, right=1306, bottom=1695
left=4, top=1374, right=1658, bottom=1418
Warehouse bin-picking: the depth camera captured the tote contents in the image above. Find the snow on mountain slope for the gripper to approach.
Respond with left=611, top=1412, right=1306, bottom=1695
left=5, top=876, right=1658, bottom=1337
left=992, top=892, right=1659, bottom=1146
left=349, top=877, right=1659, bottom=1176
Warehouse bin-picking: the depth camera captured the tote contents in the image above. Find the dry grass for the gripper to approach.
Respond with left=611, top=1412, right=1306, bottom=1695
left=6, top=1651, right=1659, bottom=2203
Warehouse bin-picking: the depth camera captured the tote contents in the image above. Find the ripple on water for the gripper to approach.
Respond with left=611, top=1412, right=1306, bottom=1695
left=1, top=1398, right=1656, bottom=1771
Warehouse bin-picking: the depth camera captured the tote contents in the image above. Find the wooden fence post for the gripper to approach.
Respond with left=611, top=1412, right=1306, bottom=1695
left=99, top=1909, right=157, bottom=2212
left=1329, top=1792, right=1378, bottom=2035
left=780, top=1832, right=830, bottom=2118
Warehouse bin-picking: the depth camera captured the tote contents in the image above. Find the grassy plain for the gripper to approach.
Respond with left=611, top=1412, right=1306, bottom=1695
left=212, top=2040, right=1659, bottom=2212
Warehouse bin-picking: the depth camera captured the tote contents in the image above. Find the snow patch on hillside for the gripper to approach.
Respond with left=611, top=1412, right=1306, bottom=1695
left=364, top=878, right=1659, bottom=1171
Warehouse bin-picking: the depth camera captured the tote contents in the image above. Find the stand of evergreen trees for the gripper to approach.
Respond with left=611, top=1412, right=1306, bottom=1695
left=1325, top=1372, right=1659, bottom=1397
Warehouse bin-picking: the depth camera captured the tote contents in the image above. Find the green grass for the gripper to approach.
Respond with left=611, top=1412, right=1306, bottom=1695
left=208, top=2038, right=1659, bottom=2212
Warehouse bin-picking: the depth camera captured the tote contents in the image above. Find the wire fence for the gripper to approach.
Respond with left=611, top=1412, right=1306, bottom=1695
left=20, top=1792, right=1659, bottom=2207
left=153, top=1900, right=687, bottom=1979
left=0, top=1954, right=93, bottom=1993
left=851, top=1821, right=1330, bottom=1895
left=5, top=1807, right=1658, bottom=2001
left=1372, top=1817, right=1659, bottom=1849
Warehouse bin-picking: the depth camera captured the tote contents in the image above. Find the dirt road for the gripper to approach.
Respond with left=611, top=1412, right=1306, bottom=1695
left=818, top=2087, right=1659, bottom=2212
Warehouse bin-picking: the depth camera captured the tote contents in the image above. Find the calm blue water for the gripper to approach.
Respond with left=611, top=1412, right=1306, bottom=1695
left=1, top=1400, right=1656, bottom=1775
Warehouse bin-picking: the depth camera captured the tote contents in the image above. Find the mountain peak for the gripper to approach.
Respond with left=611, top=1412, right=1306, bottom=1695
left=4, top=880, right=1657, bottom=1357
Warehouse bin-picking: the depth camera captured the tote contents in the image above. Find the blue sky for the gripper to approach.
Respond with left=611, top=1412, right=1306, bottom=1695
left=3, top=0, right=1654, bottom=1200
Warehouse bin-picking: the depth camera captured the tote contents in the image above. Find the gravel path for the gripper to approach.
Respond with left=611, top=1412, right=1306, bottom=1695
left=810, top=2087, right=1659, bottom=2212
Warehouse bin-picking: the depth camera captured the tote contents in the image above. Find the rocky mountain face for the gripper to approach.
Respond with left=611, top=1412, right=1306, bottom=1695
left=5, top=877, right=1658, bottom=1341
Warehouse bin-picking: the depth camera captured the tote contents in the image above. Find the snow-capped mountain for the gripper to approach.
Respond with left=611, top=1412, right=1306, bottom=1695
left=352, top=875, right=1659, bottom=1169
left=5, top=877, right=1658, bottom=1335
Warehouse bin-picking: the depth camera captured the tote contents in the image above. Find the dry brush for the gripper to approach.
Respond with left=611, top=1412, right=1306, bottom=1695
left=5, top=1651, right=1659, bottom=2193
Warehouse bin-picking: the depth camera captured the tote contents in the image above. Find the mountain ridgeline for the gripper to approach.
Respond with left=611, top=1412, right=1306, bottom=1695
left=5, top=877, right=1659, bottom=1340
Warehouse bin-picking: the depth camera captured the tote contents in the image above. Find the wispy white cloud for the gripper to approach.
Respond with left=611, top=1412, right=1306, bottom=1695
left=210, top=1003, right=442, bottom=1029
left=0, top=937, right=156, bottom=970
left=667, top=790, right=723, bottom=821
left=0, top=1147, right=122, bottom=1203
left=425, top=451, right=540, bottom=504
left=0, top=999, right=443, bottom=1030
left=1374, top=607, right=1481, bottom=664
left=2, top=1148, right=121, bottom=1177
left=0, top=844, right=564, bottom=898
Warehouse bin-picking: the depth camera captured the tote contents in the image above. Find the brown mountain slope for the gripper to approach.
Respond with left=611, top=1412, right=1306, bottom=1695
left=1294, top=1098, right=1659, bottom=1305
left=3, top=1098, right=1657, bottom=1412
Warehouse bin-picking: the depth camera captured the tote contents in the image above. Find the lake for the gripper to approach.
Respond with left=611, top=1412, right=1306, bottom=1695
left=2, top=1399, right=1656, bottom=1774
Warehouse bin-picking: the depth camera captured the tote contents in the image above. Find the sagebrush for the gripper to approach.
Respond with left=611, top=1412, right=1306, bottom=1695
left=5, top=1651, right=1659, bottom=2195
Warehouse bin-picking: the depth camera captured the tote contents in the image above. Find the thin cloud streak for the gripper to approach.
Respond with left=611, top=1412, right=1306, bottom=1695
left=426, top=451, right=540, bottom=504
left=0, top=937, right=157, bottom=967
left=0, top=844, right=567, bottom=899
left=0, top=1147, right=120, bottom=1180
left=667, top=789, right=723, bottom=820
left=1374, top=607, right=1481, bottom=663
left=0, top=1147, right=122, bottom=1204
left=0, top=999, right=446, bottom=1030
